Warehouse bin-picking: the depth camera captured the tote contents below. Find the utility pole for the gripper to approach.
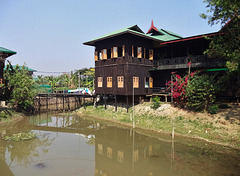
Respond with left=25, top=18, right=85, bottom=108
left=78, top=73, right=81, bottom=90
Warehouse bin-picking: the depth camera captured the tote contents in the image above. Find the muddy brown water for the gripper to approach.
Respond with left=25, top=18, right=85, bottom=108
left=0, top=113, right=239, bottom=176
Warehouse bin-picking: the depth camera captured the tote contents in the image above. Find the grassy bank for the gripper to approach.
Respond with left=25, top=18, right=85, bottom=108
left=75, top=102, right=240, bottom=149
left=0, top=108, right=24, bottom=125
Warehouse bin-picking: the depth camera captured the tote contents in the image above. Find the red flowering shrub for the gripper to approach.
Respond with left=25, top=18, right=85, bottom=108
left=166, top=71, right=197, bottom=106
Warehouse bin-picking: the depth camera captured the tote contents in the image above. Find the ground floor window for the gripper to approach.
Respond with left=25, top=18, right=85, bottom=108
left=117, top=76, right=124, bottom=88
left=107, top=77, right=112, bottom=88
left=149, top=77, right=153, bottom=88
left=133, top=77, right=139, bottom=88
left=145, top=77, right=149, bottom=88
left=98, top=77, right=103, bottom=87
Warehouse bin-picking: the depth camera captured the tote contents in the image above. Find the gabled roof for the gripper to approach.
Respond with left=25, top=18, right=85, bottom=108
left=0, top=47, right=16, bottom=54
left=83, top=23, right=183, bottom=46
left=4, top=65, right=37, bottom=72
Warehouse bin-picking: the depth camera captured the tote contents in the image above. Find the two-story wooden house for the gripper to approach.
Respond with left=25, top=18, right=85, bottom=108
left=84, top=21, right=224, bottom=103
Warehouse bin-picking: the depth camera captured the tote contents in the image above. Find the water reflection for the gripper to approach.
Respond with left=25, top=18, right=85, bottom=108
left=0, top=114, right=239, bottom=176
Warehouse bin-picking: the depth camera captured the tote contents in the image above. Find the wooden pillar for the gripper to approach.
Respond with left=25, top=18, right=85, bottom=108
left=63, top=95, right=65, bottom=111
left=56, top=95, right=58, bottom=111
left=38, top=95, right=41, bottom=112
left=75, top=96, right=77, bottom=109
left=104, top=94, right=107, bottom=110
left=68, top=96, right=70, bottom=111
left=79, top=96, right=81, bottom=108
left=115, top=95, right=117, bottom=112
left=46, top=94, right=48, bottom=111
left=126, top=96, right=129, bottom=113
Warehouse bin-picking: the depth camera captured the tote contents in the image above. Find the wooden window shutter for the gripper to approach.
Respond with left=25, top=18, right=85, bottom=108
left=107, top=77, right=112, bottom=88
left=149, top=49, right=153, bottom=60
left=111, top=48, right=113, bottom=58
left=98, top=77, right=103, bottom=87
left=94, top=51, right=98, bottom=61
left=117, top=76, right=124, bottom=88
left=137, top=47, right=142, bottom=58
left=133, top=77, right=139, bottom=88
left=113, top=47, right=118, bottom=58
left=149, top=77, right=153, bottom=88
left=122, top=45, right=125, bottom=57
left=132, top=45, right=134, bottom=57
left=103, top=49, right=107, bottom=59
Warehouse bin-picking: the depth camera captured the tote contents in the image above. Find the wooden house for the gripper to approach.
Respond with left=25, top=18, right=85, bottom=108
left=0, top=47, right=16, bottom=85
left=84, top=21, right=224, bottom=102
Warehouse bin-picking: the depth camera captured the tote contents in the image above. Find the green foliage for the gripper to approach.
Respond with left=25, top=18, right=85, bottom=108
left=3, top=132, right=36, bottom=141
left=4, top=64, right=36, bottom=111
left=151, top=96, right=161, bottom=110
left=185, top=75, right=218, bottom=111
left=208, top=105, right=219, bottom=114
left=201, top=0, right=240, bottom=72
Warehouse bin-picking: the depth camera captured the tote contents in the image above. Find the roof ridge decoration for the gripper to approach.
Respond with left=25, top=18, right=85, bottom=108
left=147, top=20, right=158, bottom=34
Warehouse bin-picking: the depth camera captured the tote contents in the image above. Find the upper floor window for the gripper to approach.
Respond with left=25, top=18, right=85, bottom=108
left=117, top=76, right=124, bottom=88
left=122, top=45, right=125, bottom=57
left=113, top=47, right=118, bottom=58
left=98, top=77, right=103, bottom=87
left=102, top=49, right=107, bottom=59
left=107, top=147, right=113, bottom=159
left=94, top=50, right=98, bottom=61
left=137, top=47, right=142, bottom=58
left=99, top=52, right=102, bottom=60
left=107, top=77, right=112, bottom=88
left=132, top=45, right=134, bottom=57
left=149, top=49, right=153, bottom=60
left=133, top=77, right=139, bottom=88
left=98, top=144, right=103, bottom=155
left=117, top=150, right=124, bottom=163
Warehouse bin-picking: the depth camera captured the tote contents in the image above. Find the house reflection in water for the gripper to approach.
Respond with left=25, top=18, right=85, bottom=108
left=94, top=126, right=173, bottom=176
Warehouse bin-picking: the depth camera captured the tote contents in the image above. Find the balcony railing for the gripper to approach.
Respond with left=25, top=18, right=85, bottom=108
left=153, top=55, right=224, bottom=70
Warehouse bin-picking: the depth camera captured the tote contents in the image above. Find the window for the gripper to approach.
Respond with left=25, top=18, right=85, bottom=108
left=102, top=49, right=107, bottom=59
left=113, top=47, right=118, bottom=58
left=133, top=77, right=139, bottom=88
left=137, top=47, right=142, bottom=58
left=122, top=45, right=125, bottom=57
left=145, top=77, right=149, bottom=88
left=132, top=45, right=134, bottom=57
left=99, top=52, right=102, bottom=60
left=98, top=77, right=103, bottom=87
left=149, top=49, right=153, bottom=60
left=0, top=78, right=3, bottom=85
left=107, top=147, right=113, bottom=159
left=117, top=76, right=124, bottom=88
left=117, top=150, right=124, bottom=163
left=98, top=144, right=103, bottom=155
left=111, top=48, right=113, bottom=58
left=107, top=77, right=112, bottom=88
left=94, top=51, right=98, bottom=61
left=149, top=77, right=153, bottom=88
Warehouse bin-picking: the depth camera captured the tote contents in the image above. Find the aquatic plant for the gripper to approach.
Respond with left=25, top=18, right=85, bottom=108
left=3, top=132, right=36, bottom=141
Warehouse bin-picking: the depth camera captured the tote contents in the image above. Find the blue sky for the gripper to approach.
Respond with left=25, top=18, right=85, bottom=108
left=0, top=0, right=220, bottom=76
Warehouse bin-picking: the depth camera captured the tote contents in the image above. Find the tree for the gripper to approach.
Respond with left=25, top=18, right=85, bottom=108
left=201, top=0, right=240, bottom=72
left=4, top=64, right=36, bottom=111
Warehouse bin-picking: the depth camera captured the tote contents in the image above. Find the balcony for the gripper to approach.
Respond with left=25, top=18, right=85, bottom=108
left=153, top=55, right=224, bottom=70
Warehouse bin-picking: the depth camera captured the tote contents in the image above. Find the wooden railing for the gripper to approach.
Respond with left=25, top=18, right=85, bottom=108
left=153, top=55, right=224, bottom=70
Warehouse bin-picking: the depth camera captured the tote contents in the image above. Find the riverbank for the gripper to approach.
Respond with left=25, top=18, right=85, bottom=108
left=0, top=108, right=24, bottom=125
left=75, top=102, right=240, bottom=149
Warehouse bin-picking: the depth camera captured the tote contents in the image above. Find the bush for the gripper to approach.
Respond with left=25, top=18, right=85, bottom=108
left=208, top=105, right=219, bottom=114
left=185, top=75, right=218, bottom=111
left=151, top=96, right=161, bottom=110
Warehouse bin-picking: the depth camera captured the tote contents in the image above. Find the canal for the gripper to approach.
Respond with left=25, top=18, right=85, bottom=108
left=0, top=113, right=239, bottom=176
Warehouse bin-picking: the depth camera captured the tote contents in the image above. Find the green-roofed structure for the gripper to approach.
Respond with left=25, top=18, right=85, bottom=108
left=83, top=20, right=227, bottom=103
left=0, top=47, right=17, bottom=85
